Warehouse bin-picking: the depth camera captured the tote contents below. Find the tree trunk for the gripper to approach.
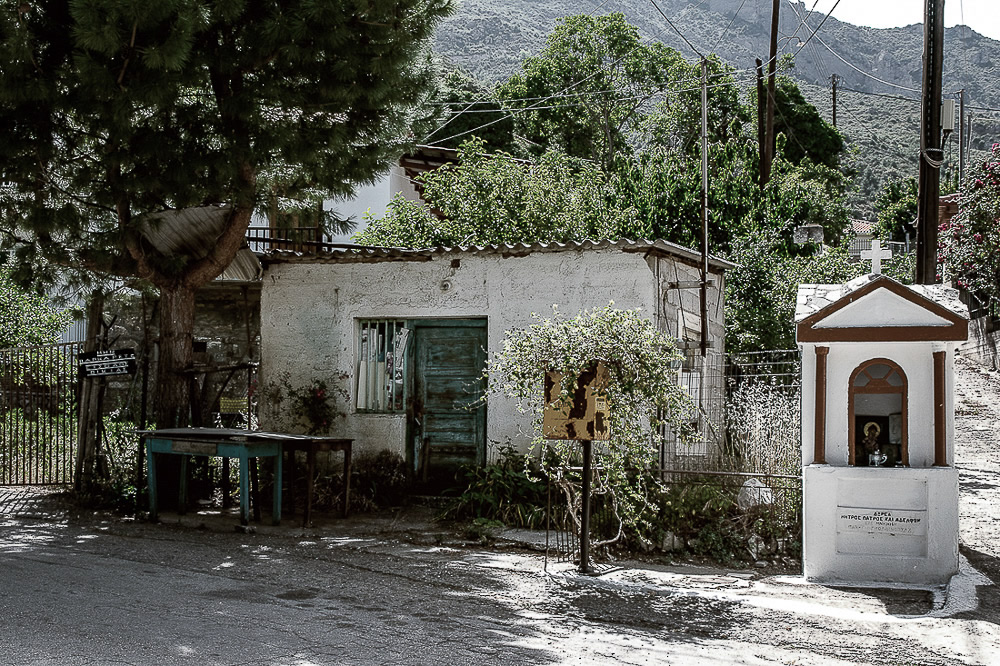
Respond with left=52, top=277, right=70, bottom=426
left=155, top=285, right=197, bottom=428
left=75, top=291, right=105, bottom=493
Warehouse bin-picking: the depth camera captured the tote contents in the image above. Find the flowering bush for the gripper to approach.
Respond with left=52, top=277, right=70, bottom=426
left=940, top=145, right=1000, bottom=296
left=485, top=304, right=698, bottom=543
left=287, top=378, right=345, bottom=435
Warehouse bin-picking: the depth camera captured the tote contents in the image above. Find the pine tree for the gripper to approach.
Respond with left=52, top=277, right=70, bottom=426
left=0, top=0, right=452, bottom=426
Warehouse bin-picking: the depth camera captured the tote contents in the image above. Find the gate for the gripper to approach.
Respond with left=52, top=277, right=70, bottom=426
left=0, top=342, right=82, bottom=485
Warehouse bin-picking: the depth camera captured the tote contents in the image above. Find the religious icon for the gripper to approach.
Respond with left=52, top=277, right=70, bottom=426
left=862, top=421, right=880, bottom=454
left=861, top=421, right=888, bottom=466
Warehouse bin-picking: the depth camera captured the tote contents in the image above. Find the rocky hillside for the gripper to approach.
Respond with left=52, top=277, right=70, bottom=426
left=433, top=0, right=1000, bottom=214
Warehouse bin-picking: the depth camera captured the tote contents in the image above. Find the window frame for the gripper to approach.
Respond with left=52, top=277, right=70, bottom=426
left=355, top=319, right=409, bottom=414
left=848, top=358, right=908, bottom=466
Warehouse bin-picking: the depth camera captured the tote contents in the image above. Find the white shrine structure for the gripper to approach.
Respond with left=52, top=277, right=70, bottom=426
left=796, top=274, right=968, bottom=585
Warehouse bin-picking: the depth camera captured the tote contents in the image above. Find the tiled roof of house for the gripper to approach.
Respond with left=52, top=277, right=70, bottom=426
left=258, top=238, right=736, bottom=272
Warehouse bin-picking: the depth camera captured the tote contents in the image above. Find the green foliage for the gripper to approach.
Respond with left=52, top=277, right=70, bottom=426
left=355, top=138, right=637, bottom=247
left=425, top=60, right=515, bottom=152
left=725, top=230, right=914, bottom=354
left=0, top=271, right=72, bottom=349
left=773, top=77, right=845, bottom=170
left=486, top=304, right=694, bottom=541
left=349, top=450, right=410, bottom=511
left=443, top=445, right=548, bottom=529
left=654, top=479, right=799, bottom=564
left=875, top=177, right=918, bottom=241
left=498, top=12, right=686, bottom=170
left=940, top=146, right=1000, bottom=297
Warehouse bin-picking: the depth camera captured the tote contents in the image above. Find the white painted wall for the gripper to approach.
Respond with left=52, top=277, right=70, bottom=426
left=259, top=246, right=725, bottom=462
left=802, top=466, right=958, bottom=585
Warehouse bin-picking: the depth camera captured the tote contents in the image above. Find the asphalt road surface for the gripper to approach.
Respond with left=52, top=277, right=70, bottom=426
left=2, top=356, right=1000, bottom=665
left=1, top=506, right=997, bottom=666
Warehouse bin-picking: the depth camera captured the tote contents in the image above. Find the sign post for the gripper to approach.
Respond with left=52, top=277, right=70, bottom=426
left=542, top=362, right=610, bottom=574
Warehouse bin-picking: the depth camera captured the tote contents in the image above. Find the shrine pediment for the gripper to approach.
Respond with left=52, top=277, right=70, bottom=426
left=796, top=275, right=968, bottom=343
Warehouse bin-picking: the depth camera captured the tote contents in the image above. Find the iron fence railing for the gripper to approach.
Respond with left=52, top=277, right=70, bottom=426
left=0, top=341, right=83, bottom=485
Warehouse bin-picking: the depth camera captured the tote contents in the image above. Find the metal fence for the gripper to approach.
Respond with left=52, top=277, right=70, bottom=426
left=0, top=342, right=83, bottom=485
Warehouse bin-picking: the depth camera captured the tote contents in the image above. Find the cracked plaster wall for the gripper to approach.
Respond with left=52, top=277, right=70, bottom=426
left=259, top=248, right=725, bottom=462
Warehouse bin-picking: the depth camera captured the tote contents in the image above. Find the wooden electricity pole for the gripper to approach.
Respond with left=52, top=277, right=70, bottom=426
left=761, top=0, right=780, bottom=187
left=831, top=74, right=839, bottom=127
left=916, top=0, right=945, bottom=285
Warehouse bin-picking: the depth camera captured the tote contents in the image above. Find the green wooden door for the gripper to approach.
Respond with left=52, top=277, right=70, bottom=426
left=410, top=320, right=487, bottom=489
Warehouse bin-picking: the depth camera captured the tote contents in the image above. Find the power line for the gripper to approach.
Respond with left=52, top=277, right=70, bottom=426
left=712, top=0, right=748, bottom=54
left=785, top=0, right=920, bottom=94
left=427, top=74, right=759, bottom=147
left=648, top=0, right=704, bottom=59
left=423, top=0, right=643, bottom=144
left=839, top=87, right=919, bottom=105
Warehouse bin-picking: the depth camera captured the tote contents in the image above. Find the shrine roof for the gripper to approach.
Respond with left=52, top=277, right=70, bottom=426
left=796, top=274, right=967, bottom=322
left=795, top=273, right=969, bottom=322
left=795, top=275, right=969, bottom=343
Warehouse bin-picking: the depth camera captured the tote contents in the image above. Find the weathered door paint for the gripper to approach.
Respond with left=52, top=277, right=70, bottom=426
left=408, top=319, right=487, bottom=489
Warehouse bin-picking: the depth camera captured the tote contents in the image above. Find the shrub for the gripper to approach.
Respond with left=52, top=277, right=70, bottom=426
left=443, top=445, right=549, bottom=529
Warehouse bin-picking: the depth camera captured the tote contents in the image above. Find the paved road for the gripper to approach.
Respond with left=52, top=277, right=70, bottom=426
left=1, top=508, right=996, bottom=666
left=2, top=358, right=1000, bottom=665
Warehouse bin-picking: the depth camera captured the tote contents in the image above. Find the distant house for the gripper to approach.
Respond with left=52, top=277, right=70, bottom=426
left=249, top=146, right=458, bottom=246
left=257, top=239, right=733, bottom=486
left=846, top=219, right=875, bottom=261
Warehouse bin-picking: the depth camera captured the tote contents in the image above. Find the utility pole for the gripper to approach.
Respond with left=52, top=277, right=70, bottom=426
left=916, top=0, right=945, bottom=285
left=831, top=74, right=839, bottom=127
left=756, top=58, right=766, bottom=188
left=700, top=57, right=709, bottom=357
left=762, top=0, right=780, bottom=187
left=958, top=89, right=965, bottom=186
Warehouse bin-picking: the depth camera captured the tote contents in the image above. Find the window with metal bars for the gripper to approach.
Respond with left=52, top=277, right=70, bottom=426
left=356, top=320, right=409, bottom=413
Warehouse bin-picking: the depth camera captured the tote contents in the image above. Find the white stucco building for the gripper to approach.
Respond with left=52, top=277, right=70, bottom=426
left=258, top=239, right=732, bottom=486
left=796, top=274, right=969, bottom=585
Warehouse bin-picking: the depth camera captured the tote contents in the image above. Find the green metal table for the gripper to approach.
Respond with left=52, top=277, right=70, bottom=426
left=141, top=428, right=287, bottom=526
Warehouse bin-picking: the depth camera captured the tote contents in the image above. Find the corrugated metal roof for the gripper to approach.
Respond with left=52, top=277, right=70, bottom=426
left=258, top=238, right=735, bottom=272
left=140, top=205, right=262, bottom=282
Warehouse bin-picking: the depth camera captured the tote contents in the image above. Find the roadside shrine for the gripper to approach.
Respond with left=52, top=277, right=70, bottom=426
left=796, top=273, right=969, bottom=585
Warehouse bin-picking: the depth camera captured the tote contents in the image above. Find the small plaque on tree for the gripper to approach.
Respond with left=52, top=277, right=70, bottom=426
left=542, top=362, right=610, bottom=441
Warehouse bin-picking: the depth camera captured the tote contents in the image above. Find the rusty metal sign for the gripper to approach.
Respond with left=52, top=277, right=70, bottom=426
left=542, top=362, right=610, bottom=441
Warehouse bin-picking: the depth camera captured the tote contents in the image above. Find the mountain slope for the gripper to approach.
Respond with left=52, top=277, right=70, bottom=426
left=433, top=0, right=1000, bottom=214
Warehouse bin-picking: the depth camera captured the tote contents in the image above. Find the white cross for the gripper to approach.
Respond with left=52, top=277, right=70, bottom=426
left=861, top=239, right=893, bottom=275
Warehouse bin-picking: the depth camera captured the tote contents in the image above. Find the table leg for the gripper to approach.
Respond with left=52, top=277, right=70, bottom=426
left=304, top=447, right=316, bottom=528
left=146, top=443, right=158, bottom=521
left=250, top=458, right=261, bottom=524
left=178, top=456, right=189, bottom=515
left=342, top=446, right=352, bottom=518
left=272, top=451, right=282, bottom=526
left=286, top=450, right=297, bottom=516
left=222, top=457, right=231, bottom=509
left=239, top=455, right=250, bottom=526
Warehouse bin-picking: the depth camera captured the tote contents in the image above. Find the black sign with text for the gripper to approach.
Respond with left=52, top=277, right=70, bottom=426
left=78, top=349, right=137, bottom=378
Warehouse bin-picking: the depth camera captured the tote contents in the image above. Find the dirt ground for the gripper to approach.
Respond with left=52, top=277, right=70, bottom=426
left=952, top=354, right=1000, bottom=621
